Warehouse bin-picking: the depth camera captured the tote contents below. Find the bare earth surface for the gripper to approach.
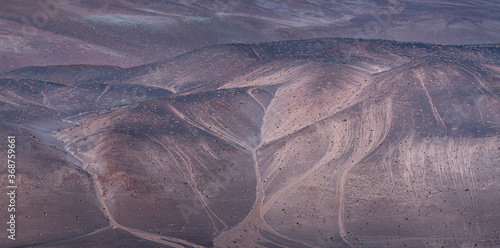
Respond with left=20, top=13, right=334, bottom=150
left=0, top=37, right=499, bottom=247
left=1, top=0, right=500, bottom=72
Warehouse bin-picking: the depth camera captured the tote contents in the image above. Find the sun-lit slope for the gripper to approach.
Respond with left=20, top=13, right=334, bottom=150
left=333, top=57, right=500, bottom=247
left=374, top=56, right=500, bottom=137
left=257, top=62, right=376, bottom=144
left=0, top=125, right=109, bottom=248
left=57, top=39, right=500, bottom=247
left=343, top=135, right=500, bottom=247
left=214, top=42, right=500, bottom=247
left=3, top=38, right=499, bottom=247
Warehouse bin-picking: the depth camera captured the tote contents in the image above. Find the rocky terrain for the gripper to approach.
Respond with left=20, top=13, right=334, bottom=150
left=1, top=0, right=500, bottom=72
left=0, top=37, right=499, bottom=247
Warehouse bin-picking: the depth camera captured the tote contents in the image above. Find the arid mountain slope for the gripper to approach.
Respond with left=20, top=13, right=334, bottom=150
left=1, top=0, right=500, bottom=72
left=0, top=38, right=499, bottom=247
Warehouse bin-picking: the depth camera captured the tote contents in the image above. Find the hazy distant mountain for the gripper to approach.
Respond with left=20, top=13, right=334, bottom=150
left=1, top=38, right=499, bottom=247
left=1, top=0, right=500, bottom=72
